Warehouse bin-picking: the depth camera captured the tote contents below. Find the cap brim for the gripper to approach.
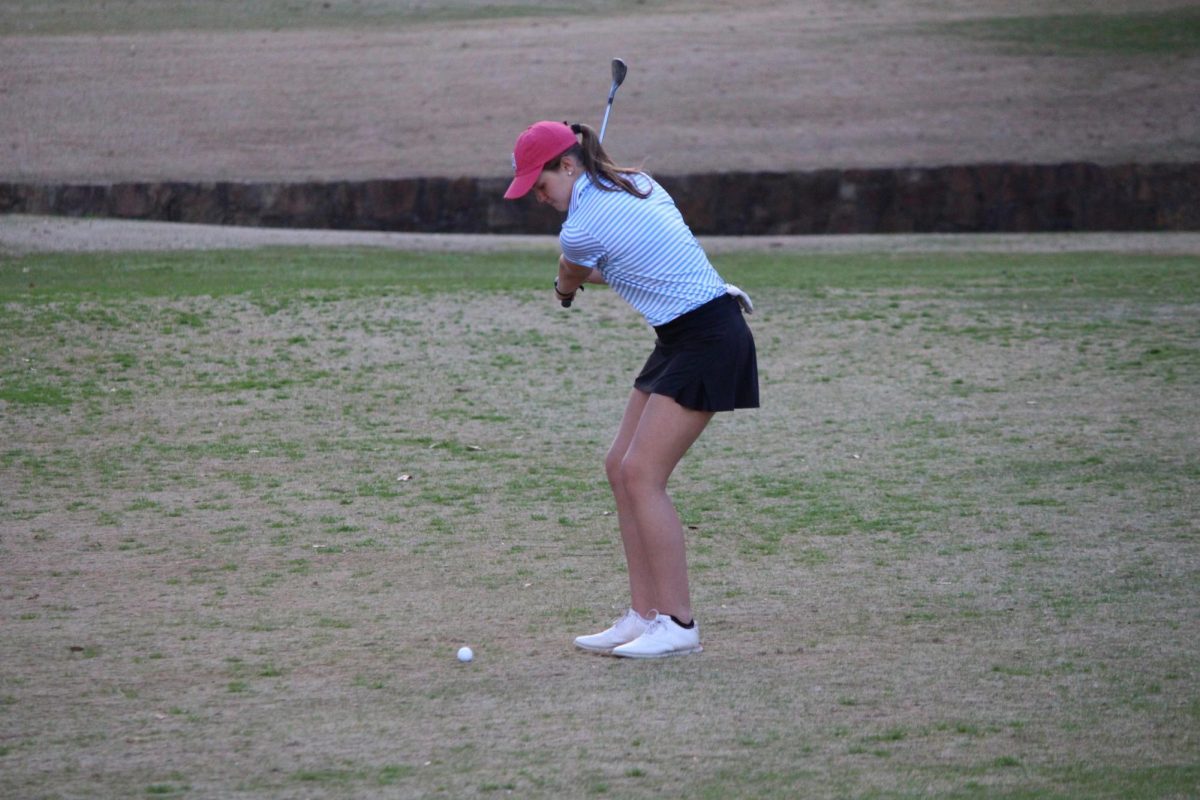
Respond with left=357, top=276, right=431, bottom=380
left=504, top=169, right=540, bottom=200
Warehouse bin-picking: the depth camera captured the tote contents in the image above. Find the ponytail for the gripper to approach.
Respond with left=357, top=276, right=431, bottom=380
left=546, top=122, right=651, bottom=199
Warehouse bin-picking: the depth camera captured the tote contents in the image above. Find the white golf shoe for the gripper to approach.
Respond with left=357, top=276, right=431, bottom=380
left=573, top=608, right=655, bottom=654
left=612, top=614, right=702, bottom=659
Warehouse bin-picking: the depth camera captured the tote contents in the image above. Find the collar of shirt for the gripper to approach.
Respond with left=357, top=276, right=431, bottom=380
left=568, top=172, right=595, bottom=217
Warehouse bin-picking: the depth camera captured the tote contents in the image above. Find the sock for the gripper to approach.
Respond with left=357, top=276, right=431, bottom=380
left=669, top=614, right=695, bottom=629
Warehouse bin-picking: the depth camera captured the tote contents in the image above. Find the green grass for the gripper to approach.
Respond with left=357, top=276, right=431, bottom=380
left=940, top=8, right=1200, bottom=56
left=1, top=244, right=1197, bottom=799
left=713, top=250, right=1200, bottom=300
left=4, top=248, right=1197, bottom=302
left=0, top=248, right=552, bottom=301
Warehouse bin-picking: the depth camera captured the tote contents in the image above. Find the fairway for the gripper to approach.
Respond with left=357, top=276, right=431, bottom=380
left=1, top=244, right=1197, bottom=798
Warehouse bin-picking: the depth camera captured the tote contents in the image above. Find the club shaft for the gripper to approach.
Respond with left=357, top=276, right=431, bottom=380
left=567, top=61, right=624, bottom=307
left=598, top=93, right=616, bottom=143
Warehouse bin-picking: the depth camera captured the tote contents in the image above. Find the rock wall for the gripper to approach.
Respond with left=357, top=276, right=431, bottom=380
left=2, top=162, right=1196, bottom=235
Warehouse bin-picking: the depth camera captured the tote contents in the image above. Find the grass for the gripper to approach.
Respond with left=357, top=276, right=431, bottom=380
left=0, top=247, right=548, bottom=300
left=939, top=7, right=1200, bottom=57
left=5, top=247, right=1197, bottom=301
left=0, top=0, right=671, bottom=36
left=1, top=244, right=1198, bottom=798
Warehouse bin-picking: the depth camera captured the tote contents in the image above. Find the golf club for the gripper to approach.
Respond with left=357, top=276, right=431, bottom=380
left=563, top=58, right=628, bottom=308
left=598, top=57, right=628, bottom=144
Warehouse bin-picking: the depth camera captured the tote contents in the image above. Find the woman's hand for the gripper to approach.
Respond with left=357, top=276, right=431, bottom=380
left=554, top=277, right=578, bottom=307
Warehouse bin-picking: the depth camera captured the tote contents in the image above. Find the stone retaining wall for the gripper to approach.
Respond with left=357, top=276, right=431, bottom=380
left=2, top=162, right=1196, bottom=235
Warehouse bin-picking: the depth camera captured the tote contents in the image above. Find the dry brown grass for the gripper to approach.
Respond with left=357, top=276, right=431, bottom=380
left=1, top=246, right=1196, bottom=797
left=2, top=0, right=1198, bottom=183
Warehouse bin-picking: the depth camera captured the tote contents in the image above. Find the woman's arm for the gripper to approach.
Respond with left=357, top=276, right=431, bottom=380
left=555, top=254, right=605, bottom=301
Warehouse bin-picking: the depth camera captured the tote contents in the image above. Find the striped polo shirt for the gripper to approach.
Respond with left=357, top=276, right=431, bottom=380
left=559, top=172, right=727, bottom=327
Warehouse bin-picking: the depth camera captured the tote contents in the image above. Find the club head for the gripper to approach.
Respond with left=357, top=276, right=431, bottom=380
left=599, top=58, right=628, bottom=143
left=611, top=58, right=628, bottom=87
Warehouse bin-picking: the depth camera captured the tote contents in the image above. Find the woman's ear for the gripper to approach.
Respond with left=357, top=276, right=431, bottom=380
left=559, top=154, right=580, bottom=175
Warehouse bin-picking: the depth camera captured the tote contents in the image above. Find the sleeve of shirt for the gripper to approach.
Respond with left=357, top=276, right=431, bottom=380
left=559, top=225, right=607, bottom=270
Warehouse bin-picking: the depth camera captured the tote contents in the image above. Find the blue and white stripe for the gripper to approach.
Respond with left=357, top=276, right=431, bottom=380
left=559, top=173, right=726, bottom=327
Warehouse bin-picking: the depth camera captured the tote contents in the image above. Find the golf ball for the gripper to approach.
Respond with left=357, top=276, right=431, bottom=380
left=457, top=646, right=474, bottom=663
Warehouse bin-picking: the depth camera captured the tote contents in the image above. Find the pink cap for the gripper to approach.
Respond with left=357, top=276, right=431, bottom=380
left=503, top=121, right=578, bottom=200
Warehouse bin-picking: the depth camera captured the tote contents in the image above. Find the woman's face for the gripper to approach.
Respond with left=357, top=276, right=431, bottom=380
left=532, top=159, right=578, bottom=212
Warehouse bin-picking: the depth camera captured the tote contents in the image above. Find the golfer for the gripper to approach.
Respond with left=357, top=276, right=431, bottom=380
left=504, top=120, right=758, bottom=658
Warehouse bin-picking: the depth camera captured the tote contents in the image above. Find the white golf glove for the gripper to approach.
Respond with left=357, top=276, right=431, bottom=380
left=725, top=283, right=754, bottom=315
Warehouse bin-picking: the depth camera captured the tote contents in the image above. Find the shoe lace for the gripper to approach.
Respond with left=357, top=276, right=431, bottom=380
left=641, top=614, right=666, bottom=636
left=619, top=608, right=656, bottom=628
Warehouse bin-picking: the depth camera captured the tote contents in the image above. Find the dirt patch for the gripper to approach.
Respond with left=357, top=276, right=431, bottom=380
left=2, top=0, right=1198, bottom=184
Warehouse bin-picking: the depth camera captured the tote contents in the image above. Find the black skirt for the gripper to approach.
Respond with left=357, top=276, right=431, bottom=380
left=634, top=293, right=759, bottom=412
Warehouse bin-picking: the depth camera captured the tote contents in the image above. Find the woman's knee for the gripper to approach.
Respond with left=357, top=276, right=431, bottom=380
left=615, top=452, right=664, bottom=495
left=604, top=448, right=626, bottom=489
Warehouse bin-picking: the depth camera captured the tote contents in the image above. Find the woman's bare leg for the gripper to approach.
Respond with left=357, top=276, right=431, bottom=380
left=607, top=390, right=713, bottom=623
left=606, top=389, right=657, bottom=617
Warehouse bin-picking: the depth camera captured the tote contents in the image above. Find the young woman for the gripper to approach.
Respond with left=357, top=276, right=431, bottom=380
left=504, top=120, right=758, bottom=658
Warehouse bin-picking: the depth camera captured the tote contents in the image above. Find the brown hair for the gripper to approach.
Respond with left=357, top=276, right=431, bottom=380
left=545, top=122, right=651, bottom=199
